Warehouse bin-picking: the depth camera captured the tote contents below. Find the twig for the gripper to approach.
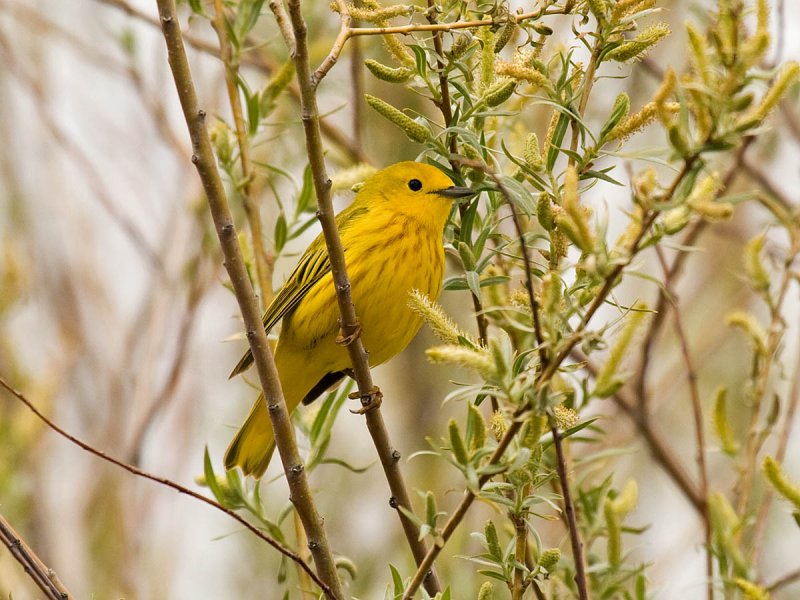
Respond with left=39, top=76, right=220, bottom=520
left=313, top=4, right=570, bottom=88
left=153, top=2, right=344, bottom=597
left=655, top=246, right=713, bottom=600
left=767, top=565, right=800, bottom=592
left=212, top=0, right=274, bottom=308
left=0, top=376, right=331, bottom=598
left=576, top=350, right=704, bottom=511
left=549, top=422, right=589, bottom=600
left=281, top=0, right=440, bottom=594
left=0, top=512, right=72, bottom=600
left=268, top=0, right=296, bottom=54
left=348, top=7, right=568, bottom=37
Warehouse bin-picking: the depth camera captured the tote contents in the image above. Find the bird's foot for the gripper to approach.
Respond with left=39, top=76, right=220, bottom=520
left=336, top=320, right=362, bottom=346
left=349, top=386, right=383, bottom=414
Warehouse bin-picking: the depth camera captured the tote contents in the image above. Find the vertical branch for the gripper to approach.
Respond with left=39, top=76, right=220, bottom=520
left=656, top=247, right=713, bottom=600
left=212, top=0, right=274, bottom=306
left=153, top=2, right=344, bottom=597
left=0, top=511, right=72, bottom=600
left=282, top=0, right=441, bottom=595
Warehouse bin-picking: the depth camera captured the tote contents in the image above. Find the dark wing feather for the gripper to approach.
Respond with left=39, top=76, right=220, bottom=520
left=228, top=206, right=368, bottom=379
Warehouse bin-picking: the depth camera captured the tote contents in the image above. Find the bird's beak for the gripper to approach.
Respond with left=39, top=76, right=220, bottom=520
left=437, top=186, right=475, bottom=199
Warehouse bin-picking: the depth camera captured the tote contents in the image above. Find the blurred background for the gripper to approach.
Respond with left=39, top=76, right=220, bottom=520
left=0, top=0, right=799, bottom=598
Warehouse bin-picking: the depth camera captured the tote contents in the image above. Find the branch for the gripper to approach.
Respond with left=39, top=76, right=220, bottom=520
left=313, top=5, right=570, bottom=86
left=576, top=350, right=704, bottom=511
left=152, top=2, right=344, bottom=597
left=348, top=7, right=567, bottom=37
left=0, top=376, right=331, bottom=597
left=282, top=0, right=440, bottom=595
left=0, top=511, right=72, bottom=600
left=655, top=246, right=713, bottom=600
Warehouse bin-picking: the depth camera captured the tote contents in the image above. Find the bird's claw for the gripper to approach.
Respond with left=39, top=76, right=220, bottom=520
left=336, top=321, right=362, bottom=346
left=349, top=386, right=383, bottom=414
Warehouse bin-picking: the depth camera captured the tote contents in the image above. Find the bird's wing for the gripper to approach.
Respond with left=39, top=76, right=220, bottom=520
left=228, top=206, right=368, bottom=378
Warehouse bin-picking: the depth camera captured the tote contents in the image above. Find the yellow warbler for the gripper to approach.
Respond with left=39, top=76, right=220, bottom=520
left=225, top=162, right=474, bottom=477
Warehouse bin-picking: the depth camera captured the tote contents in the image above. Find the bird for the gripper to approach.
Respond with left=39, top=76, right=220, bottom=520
left=224, top=161, right=474, bottom=478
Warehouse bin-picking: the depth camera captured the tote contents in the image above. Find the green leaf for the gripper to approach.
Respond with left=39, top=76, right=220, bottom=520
left=443, top=275, right=510, bottom=291
left=203, top=447, right=224, bottom=505
left=409, top=44, right=429, bottom=81
left=485, top=520, right=503, bottom=560
left=295, top=163, right=315, bottom=217
left=546, top=112, right=570, bottom=170
left=274, top=213, right=287, bottom=253
left=389, top=564, right=405, bottom=599
left=235, top=0, right=265, bottom=39
left=580, top=169, right=624, bottom=186
left=466, top=270, right=482, bottom=298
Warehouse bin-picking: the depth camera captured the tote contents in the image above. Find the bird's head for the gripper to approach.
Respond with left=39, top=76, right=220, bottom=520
left=356, top=161, right=475, bottom=228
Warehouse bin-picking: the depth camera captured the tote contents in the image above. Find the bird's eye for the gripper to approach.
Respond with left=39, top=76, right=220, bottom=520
left=408, top=179, right=422, bottom=192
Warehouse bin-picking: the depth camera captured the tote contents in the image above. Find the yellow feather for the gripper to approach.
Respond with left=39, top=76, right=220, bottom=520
left=224, top=162, right=473, bottom=478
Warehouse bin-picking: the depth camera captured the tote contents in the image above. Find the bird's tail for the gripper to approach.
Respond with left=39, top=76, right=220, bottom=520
left=224, top=344, right=327, bottom=478
left=223, top=393, right=275, bottom=478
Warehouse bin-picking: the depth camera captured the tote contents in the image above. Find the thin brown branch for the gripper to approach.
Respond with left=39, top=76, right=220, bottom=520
left=0, top=511, right=72, bottom=600
left=313, top=4, right=569, bottom=87
left=212, top=0, right=273, bottom=307
left=767, top=565, right=800, bottom=593
left=549, top=421, right=589, bottom=600
left=282, top=0, right=439, bottom=595
left=576, top=350, right=704, bottom=511
left=313, top=0, right=351, bottom=86
left=348, top=7, right=567, bottom=37
left=268, top=0, right=296, bottom=54
left=655, top=246, right=713, bottom=600
left=153, top=2, right=344, bottom=596
left=0, top=376, right=331, bottom=597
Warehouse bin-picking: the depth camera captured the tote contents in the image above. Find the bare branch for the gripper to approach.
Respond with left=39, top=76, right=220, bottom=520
left=0, top=376, right=331, bottom=597
left=0, top=511, right=72, bottom=600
